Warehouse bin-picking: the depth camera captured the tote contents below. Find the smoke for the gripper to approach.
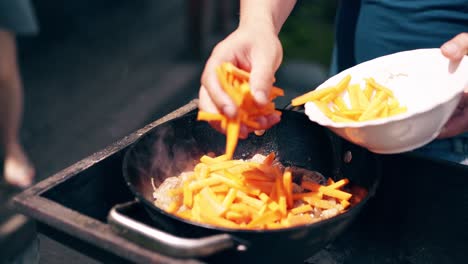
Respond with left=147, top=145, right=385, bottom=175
left=140, top=124, right=200, bottom=186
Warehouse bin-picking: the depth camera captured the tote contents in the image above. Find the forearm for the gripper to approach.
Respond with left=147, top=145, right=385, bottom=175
left=239, top=0, right=297, bottom=35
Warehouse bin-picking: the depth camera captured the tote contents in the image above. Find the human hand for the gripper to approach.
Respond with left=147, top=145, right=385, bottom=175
left=198, top=25, right=283, bottom=138
left=438, top=32, right=468, bottom=138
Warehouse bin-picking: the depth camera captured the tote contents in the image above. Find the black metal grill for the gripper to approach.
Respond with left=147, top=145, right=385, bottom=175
left=13, top=100, right=468, bottom=263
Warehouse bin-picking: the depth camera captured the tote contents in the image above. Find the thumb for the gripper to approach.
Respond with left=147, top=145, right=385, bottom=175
left=441, top=33, right=468, bottom=62
left=249, top=58, right=278, bottom=106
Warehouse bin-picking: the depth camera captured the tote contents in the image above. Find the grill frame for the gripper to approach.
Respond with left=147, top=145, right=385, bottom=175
left=12, top=99, right=468, bottom=263
left=13, top=100, right=201, bottom=264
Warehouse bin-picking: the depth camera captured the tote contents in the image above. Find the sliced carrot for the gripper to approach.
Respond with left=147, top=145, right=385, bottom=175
left=290, top=204, right=313, bottom=215
left=183, top=182, right=193, bottom=208
left=292, top=192, right=323, bottom=200
left=327, top=178, right=350, bottom=189
left=199, top=187, right=226, bottom=216
left=291, top=74, right=406, bottom=122
left=366, top=77, right=394, bottom=97
left=159, top=151, right=358, bottom=230
left=222, top=188, right=237, bottom=208
left=287, top=213, right=317, bottom=226
left=247, top=211, right=282, bottom=228
left=197, top=111, right=226, bottom=122
left=225, top=118, right=241, bottom=159
left=283, top=170, right=293, bottom=208
left=291, top=86, right=336, bottom=106
left=263, top=152, right=276, bottom=166
left=301, top=181, right=352, bottom=201
left=235, top=190, right=264, bottom=210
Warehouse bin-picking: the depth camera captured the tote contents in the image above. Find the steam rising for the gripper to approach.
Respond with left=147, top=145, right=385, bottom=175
left=132, top=124, right=201, bottom=187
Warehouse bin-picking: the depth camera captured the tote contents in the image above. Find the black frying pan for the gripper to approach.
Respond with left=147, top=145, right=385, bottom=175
left=109, top=109, right=381, bottom=263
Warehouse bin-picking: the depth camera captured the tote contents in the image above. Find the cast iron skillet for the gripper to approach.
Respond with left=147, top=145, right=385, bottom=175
left=108, top=109, right=381, bottom=263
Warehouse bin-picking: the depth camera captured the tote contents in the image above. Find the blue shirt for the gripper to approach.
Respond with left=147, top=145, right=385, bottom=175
left=333, top=0, right=468, bottom=71
left=331, top=0, right=468, bottom=142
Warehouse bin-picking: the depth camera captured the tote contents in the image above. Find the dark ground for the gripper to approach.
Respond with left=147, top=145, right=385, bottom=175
left=0, top=1, right=328, bottom=263
left=1, top=1, right=203, bottom=263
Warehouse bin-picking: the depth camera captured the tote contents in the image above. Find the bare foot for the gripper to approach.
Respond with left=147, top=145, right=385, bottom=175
left=3, top=144, right=35, bottom=188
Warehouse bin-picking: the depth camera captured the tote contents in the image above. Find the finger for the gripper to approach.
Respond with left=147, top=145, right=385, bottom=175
left=254, top=116, right=268, bottom=128
left=438, top=92, right=468, bottom=138
left=239, top=125, right=249, bottom=139
left=199, top=86, right=227, bottom=134
left=437, top=113, right=468, bottom=138
left=254, top=130, right=266, bottom=136
left=265, top=112, right=281, bottom=128
left=441, top=32, right=468, bottom=62
left=249, top=55, right=278, bottom=106
left=198, top=86, right=220, bottom=113
left=201, top=54, right=237, bottom=118
left=211, top=121, right=226, bottom=135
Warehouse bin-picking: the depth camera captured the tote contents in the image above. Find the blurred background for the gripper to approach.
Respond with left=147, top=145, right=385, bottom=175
left=1, top=0, right=337, bottom=262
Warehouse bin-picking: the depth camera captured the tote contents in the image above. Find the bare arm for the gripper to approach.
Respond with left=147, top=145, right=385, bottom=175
left=239, top=0, right=297, bottom=34
left=199, top=0, right=296, bottom=137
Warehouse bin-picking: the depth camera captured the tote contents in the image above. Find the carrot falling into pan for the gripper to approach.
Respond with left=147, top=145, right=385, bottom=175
left=197, top=62, right=284, bottom=159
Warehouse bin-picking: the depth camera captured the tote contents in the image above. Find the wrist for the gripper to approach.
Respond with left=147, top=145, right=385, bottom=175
left=239, top=0, right=296, bottom=35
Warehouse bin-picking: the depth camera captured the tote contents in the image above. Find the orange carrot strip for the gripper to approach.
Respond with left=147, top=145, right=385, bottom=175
left=208, top=160, right=243, bottom=172
left=301, top=181, right=352, bottom=201
left=292, top=192, right=323, bottom=200
left=291, top=86, right=336, bottom=106
left=223, top=62, right=250, bottom=80
left=225, top=118, right=241, bottom=159
left=242, top=118, right=263, bottom=130
left=242, top=170, right=273, bottom=182
left=283, top=170, right=293, bottom=208
left=363, top=82, right=374, bottom=100
left=263, top=152, right=276, bottom=166
left=290, top=204, right=313, bottom=215
left=365, top=77, right=394, bottom=97
left=225, top=211, right=248, bottom=222
left=276, top=175, right=287, bottom=216
left=267, top=201, right=280, bottom=212
left=327, top=178, right=349, bottom=189
left=247, top=211, right=282, bottom=228
left=230, top=203, right=258, bottom=217
left=216, top=67, right=240, bottom=105
left=197, top=111, right=225, bottom=122
left=199, top=208, right=239, bottom=229
left=245, top=180, right=274, bottom=194
left=189, top=177, right=223, bottom=191
left=287, top=214, right=317, bottom=226
left=270, top=87, right=285, bottom=99
left=235, top=190, right=264, bottom=209
left=340, top=200, right=351, bottom=209
left=334, top=74, right=352, bottom=93
left=303, top=198, right=334, bottom=209
left=183, top=182, right=193, bottom=208
left=199, top=187, right=226, bottom=216
left=211, top=184, right=230, bottom=193
left=222, top=188, right=237, bottom=208
left=166, top=201, right=180, bottom=214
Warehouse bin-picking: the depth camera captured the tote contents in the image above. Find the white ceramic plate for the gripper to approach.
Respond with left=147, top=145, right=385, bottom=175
left=304, top=48, right=468, bottom=154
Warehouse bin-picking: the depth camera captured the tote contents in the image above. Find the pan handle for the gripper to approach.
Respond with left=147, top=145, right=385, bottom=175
left=108, top=201, right=244, bottom=258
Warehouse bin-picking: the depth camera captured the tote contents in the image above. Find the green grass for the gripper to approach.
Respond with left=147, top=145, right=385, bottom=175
left=279, top=1, right=337, bottom=68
